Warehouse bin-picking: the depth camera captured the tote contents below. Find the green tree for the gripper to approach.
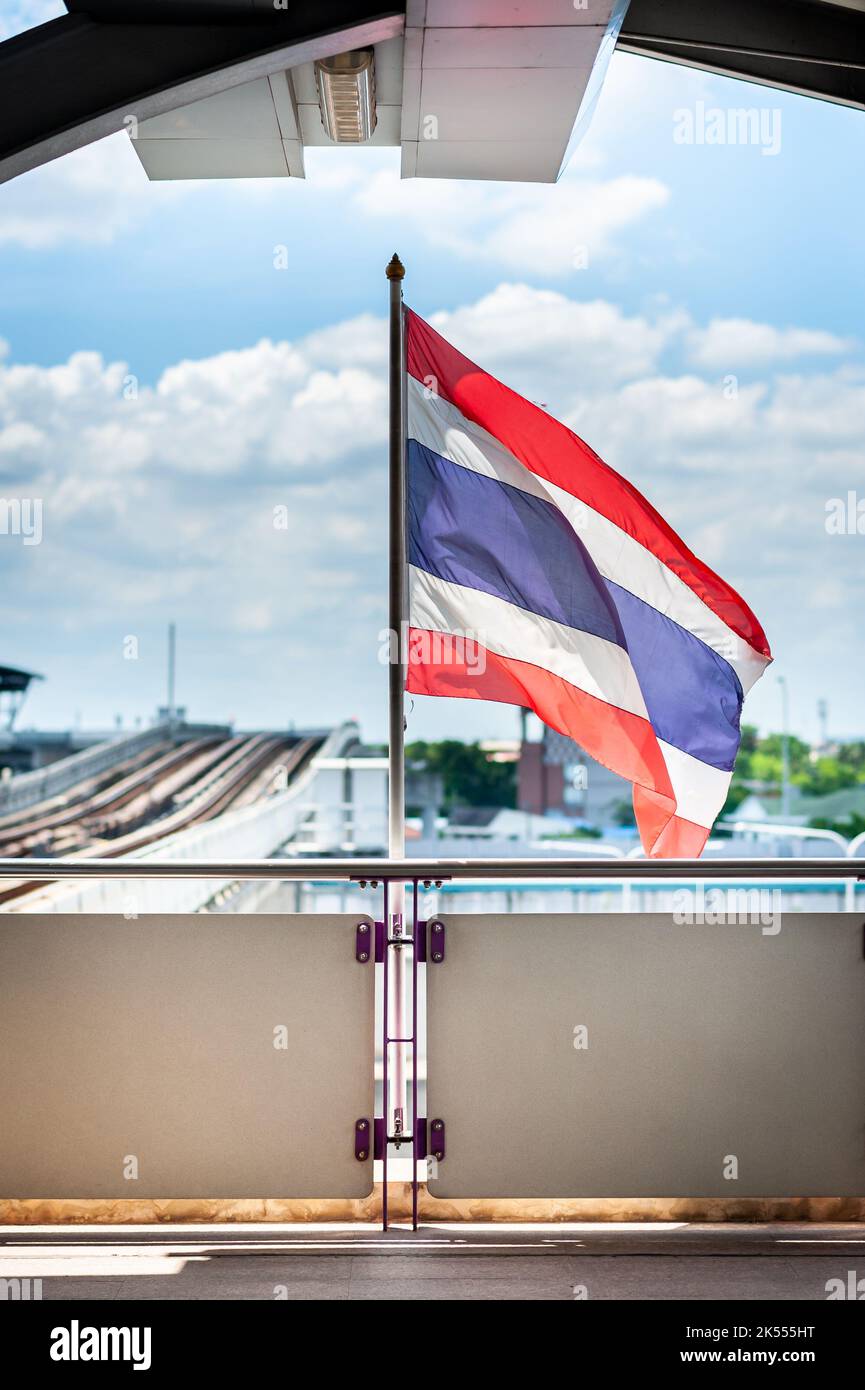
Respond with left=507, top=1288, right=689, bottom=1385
left=810, top=812, right=865, bottom=840
left=406, top=739, right=516, bottom=810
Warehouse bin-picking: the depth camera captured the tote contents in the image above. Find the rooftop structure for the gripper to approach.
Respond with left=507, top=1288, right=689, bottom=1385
left=1, top=2, right=862, bottom=184
left=0, top=664, right=42, bottom=732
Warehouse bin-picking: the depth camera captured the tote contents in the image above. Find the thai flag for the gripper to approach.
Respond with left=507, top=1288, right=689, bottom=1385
left=404, top=308, right=772, bottom=858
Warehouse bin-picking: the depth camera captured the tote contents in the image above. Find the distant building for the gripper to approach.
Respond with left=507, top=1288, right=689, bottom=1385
left=725, top=785, right=865, bottom=828
left=518, top=726, right=631, bottom=829
left=786, top=785, right=865, bottom=825
left=434, top=804, right=575, bottom=850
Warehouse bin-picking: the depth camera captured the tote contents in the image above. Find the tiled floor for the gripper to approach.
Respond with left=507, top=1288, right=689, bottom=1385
left=1, top=1223, right=863, bottom=1300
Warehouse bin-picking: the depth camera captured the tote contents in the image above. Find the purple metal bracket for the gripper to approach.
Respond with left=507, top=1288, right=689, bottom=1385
left=415, top=1117, right=428, bottom=1161
left=415, top=919, right=427, bottom=963
left=355, top=920, right=372, bottom=963
left=428, top=919, right=445, bottom=963
left=374, top=1117, right=385, bottom=1161
left=429, top=1118, right=446, bottom=1162
left=355, top=1118, right=371, bottom=1161
left=374, top=919, right=386, bottom=964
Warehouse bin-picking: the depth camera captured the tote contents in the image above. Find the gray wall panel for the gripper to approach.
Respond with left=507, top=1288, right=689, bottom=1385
left=0, top=914, right=374, bottom=1198
left=427, top=914, right=865, bottom=1198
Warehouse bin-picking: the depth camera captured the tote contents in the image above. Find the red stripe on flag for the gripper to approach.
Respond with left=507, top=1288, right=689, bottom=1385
left=633, top=786, right=712, bottom=858
left=405, top=308, right=771, bottom=660
left=405, top=628, right=684, bottom=851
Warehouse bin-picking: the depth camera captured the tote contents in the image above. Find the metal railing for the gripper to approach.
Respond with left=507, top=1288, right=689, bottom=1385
left=2, top=853, right=862, bottom=1232
left=0, top=855, right=862, bottom=881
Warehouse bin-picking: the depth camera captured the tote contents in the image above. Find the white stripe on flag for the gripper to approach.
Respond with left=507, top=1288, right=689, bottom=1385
left=657, top=738, right=731, bottom=830
left=407, top=375, right=768, bottom=695
left=409, top=564, right=650, bottom=722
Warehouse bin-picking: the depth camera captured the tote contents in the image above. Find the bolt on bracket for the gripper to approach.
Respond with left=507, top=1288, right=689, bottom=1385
left=429, top=1117, right=446, bottom=1162
left=429, top=919, right=445, bottom=963
left=354, top=1118, right=371, bottom=1161
left=355, top=919, right=373, bottom=962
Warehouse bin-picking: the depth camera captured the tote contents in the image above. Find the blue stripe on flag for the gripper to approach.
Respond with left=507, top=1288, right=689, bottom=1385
left=408, top=439, right=625, bottom=650
left=604, top=580, right=742, bottom=771
left=408, top=439, right=743, bottom=771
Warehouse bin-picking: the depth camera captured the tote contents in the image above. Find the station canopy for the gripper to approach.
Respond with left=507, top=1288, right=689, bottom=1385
left=0, top=2, right=862, bottom=185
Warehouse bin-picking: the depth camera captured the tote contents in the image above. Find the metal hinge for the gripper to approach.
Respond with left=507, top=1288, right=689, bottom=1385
left=355, top=920, right=372, bottom=962
left=428, top=919, right=445, bottom=963
left=356, top=919, right=387, bottom=962
left=354, top=1118, right=371, bottom=1161
left=428, top=1118, right=446, bottom=1162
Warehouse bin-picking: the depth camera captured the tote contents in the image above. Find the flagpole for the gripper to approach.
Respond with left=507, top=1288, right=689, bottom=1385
left=385, top=253, right=408, bottom=1171
left=386, top=253, right=406, bottom=864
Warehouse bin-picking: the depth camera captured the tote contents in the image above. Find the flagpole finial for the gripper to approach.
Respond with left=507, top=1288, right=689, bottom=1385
left=385, top=253, right=405, bottom=281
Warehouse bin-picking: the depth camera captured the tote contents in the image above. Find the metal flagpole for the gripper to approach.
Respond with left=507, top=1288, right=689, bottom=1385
left=385, top=253, right=408, bottom=1204
left=386, top=254, right=406, bottom=862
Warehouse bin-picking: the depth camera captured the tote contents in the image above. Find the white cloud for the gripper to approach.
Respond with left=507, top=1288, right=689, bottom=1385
left=0, top=319, right=391, bottom=636
left=688, top=317, right=853, bottom=369
left=426, top=283, right=673, bottom=397
left=0, top=285, right=862, bottom=735
left=572, top=374, right=768, bottom=460
left=2, top=118, right=665, bottom=267
left=764, top=368, right=865, bottom=447
left=350, top=163, right=669, bottom=275
left=482, top=177, right=669, bottom=274
left=0, top=132, right=178, bottom=248
left=301, top=314, right=387, bottom=372
left=0, top=419, right=44, bottom=453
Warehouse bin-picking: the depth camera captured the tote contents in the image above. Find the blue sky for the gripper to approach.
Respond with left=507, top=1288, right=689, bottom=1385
left=3, top=55, right=863, bottom=380
left=0, top=3, right=863, bottom=746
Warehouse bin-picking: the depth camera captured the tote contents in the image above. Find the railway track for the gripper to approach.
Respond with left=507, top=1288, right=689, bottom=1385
left=0, top=739, right=212, bottom=854
left=0, top=734, right=321, bottom=908
left=0, top=740, right=174, bottom=841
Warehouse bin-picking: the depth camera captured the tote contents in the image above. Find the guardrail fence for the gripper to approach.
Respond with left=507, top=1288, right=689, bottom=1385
left=1, top=857, right=863, bottom=1229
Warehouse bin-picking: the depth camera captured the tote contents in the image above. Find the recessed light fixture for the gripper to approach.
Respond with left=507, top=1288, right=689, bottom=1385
left=315, top=49, right=377, bottom=144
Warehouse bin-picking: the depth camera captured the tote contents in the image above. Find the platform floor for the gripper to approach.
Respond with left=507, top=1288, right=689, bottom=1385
left=1, top=1223, right=863, bottom=1300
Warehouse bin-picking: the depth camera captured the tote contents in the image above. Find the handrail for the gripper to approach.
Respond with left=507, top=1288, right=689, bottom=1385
left=0, top=856, right=862, bottom=881
left=728, top=820, right=851, bottom=854
left=849, top=830, right=865, bottom=858
left=535, top=840, right=626, bottom=858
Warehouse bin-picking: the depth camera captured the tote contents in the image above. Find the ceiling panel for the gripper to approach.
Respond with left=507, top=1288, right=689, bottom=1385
left=134, top=136, right=290, bottom=180
left=424, top=0, right=615, bottom=25
left=422, top=26, right=605, bottom=68
left=133, top=77, right=279, bottom=140
left=418, top=67, right=588, bottom=142
left=411, top=137, right=563, bottom=182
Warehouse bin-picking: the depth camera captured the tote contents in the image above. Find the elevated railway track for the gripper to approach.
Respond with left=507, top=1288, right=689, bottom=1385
left=0, top=730, right=321, bottom=907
